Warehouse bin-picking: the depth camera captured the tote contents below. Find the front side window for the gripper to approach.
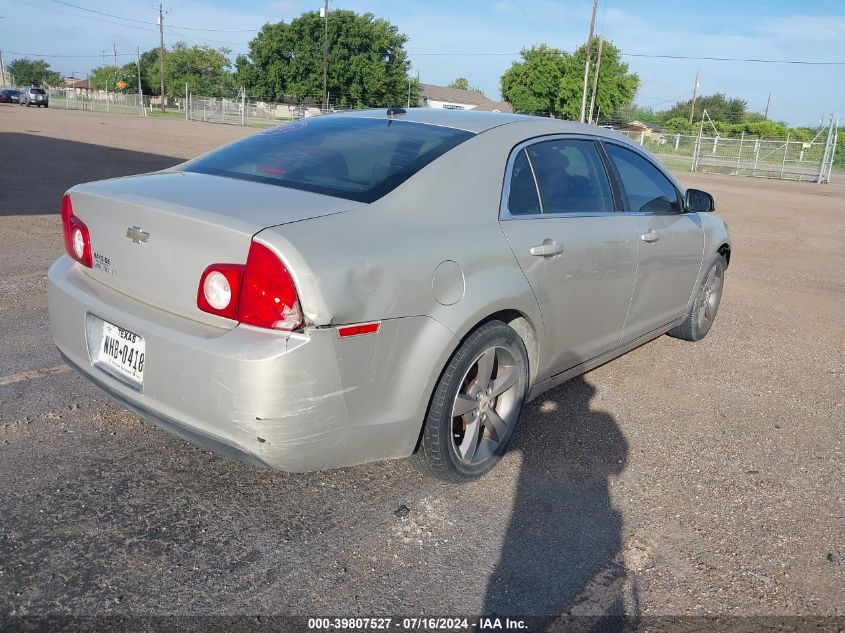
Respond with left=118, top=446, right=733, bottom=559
left=604, top=143, right=681, bottom=214
left=183, top=116, right=474, bottom=203
left=525, top=139, right=614, bottom=214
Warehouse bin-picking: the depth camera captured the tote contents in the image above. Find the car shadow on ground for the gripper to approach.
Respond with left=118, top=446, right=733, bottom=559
left=0, top=133, right=182, bottom=216
left=484, top=375, right=634, bottom=629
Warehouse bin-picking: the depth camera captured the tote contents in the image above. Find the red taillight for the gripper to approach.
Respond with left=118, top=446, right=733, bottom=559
left=196, top=240, right=303, bottom=331
left=238, top=241, right=303, bottom=330
left=61, top=194, right=92, bottom=268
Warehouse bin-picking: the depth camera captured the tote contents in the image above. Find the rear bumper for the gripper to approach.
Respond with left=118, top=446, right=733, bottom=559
left=61, top=351, right=273, bottom=468
left=48, top=256, right=457, bottom=472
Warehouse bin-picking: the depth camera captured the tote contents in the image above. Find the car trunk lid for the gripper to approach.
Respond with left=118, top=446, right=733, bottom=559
left=68, top=170, right=358, bottom=327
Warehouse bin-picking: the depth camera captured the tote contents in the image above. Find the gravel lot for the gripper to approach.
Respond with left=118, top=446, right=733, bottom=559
left=1, top=105, right=843, bottom=624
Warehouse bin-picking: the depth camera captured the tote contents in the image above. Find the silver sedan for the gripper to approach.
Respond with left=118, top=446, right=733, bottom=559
left=47, top=108, right=730, bottom=481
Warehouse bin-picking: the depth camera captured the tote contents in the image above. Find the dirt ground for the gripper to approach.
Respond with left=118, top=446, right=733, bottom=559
left=1, top=105, right=843, bottom=624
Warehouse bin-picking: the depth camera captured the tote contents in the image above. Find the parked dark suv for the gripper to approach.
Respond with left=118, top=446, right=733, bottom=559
left=21, top=87, right=49, bottom=107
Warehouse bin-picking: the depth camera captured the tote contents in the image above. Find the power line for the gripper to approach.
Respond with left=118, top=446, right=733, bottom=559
left=49, top=0, right=153, bottom=25
left=17, top=0, right=252, bottom=49
left=10, top=0, right=160, bottom=34
left=163, top=25, right=258, bottom=33
left=49, top=0, right=257, bottom=32
left=622, top=53, right=845, bottom=66
left=166, top=26, right=247, bottom=49
left=6, top=0, right=844, bottom=67
left=2, top=50, right=138, bottom=58
left=407, top=50, right=845, bottom=65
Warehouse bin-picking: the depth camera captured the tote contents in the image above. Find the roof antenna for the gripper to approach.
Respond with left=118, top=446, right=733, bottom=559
left=387, top=106, right=406, bottom=117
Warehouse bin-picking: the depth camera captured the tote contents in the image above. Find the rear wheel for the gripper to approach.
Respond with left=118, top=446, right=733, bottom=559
left=668, top=255, right=726, bottom=342
left=413, top=320, right=529, bottom=482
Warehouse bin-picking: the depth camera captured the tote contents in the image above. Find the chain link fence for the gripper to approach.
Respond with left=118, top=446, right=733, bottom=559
left=49, top=89, right=149, bottom=116
left=617, top=111, right=839, bottom=184
left=185, top=95, right=355, bottom=127
left=45, top=91, right=839, bottom=183
left=48, top=89, right=334, bottom=126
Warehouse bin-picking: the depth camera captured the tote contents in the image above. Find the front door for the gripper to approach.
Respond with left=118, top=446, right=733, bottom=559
left=601, top=141, right=704, bottom=342
left=499, top=138, right=639, bottom=376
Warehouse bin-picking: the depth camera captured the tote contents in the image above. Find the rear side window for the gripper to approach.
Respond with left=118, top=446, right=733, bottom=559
left=525, top=139, right=614, bottom=214
left=508, top=149, right=541, bottom=215
left=603, top=143, right=681, bottom=214
left=184, top=116, right=474, bottom=203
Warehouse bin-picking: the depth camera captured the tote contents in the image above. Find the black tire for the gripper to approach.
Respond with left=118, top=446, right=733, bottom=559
left=668, top=255, right=726, bottom=342
left=412, top=320, right=529, bottom=482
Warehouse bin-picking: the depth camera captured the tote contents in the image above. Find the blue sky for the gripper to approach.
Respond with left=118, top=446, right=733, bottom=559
left=2, top=0, right=843, bottom=125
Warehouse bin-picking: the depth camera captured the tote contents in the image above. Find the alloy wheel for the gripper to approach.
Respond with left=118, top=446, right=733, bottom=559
left=697, top=263, right=724, bottom=330
left=450, top=345, right=524, bottom=465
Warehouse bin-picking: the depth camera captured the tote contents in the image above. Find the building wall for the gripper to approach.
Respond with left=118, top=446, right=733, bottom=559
left=423, top=98, right=477, bottom=111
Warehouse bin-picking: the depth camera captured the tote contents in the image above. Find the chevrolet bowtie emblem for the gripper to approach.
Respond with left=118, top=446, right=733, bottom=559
left=126, top=226, right=150, bottom=244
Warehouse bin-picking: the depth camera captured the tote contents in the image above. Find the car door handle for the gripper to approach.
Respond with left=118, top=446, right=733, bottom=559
left=640, top=229, right=660, bottom=243
left=530, top=240, right=564, bottom=257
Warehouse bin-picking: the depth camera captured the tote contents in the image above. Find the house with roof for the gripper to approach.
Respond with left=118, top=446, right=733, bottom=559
left=614, top=120, right=665, bottom=142
left=418, top=83, right=513, bottom=113
left=63, top=77, right=92, bottom=94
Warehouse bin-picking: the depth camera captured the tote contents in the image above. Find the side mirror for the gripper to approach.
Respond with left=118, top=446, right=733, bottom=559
left=685, top=188, right=715, bottom=213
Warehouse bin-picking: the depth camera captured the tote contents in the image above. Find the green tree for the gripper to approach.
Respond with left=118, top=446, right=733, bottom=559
left=147, top=42, right=235, bottom=99
left=663, top=117, right=693, bottom=134
left=557, top=39, right=638, bottom=121
left=448, top=77, right=484, bottom=94
left=500, top=44, right=571, bottom=117
left=7, top=58, right=62, bottom=87
left=236, top=10, right=413, bottom=107
left=138, top=48, right=161, bottom=95
left=88, top=64, right=141, bottom=92
left=501, top=41, right=638, bottom=119
left=662, top=93, right=747, bottom=124
left=611, top=104, right=661, bottom=127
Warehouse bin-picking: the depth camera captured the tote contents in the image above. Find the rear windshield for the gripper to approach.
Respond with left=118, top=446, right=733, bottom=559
left=183, top=116, right=474, bottom=203
left=31, top=88, right=46, bottom=95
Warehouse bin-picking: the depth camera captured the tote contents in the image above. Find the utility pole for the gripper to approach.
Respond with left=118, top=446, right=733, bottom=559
left=587, top=36, right=603, bottom=125
left=763, top=93, right=771, bottom=120
left=113, top=42, right=117, bottom=69
left=407, top=65, right=419, bottom=108
left=321, top=0, right=329, bottom=111
left=0, top=17, right=4, bottom=88
left=158, top=3, right=166, bottom=113
left=0, top=18, right=5, bottom=89
left=136, top=47, right=144, bottom=115
left=579, top=0, right=598, bottom=123
left=688, top=68, right=700, bottom=124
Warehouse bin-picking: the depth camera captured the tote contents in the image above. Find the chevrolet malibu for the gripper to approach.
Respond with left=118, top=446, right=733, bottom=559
left=48, top=109, right=730, bottom=482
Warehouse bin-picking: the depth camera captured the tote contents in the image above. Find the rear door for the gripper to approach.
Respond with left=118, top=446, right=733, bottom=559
left=499, top=137, right=639, bottom=376
left=602, top=141, right=704, bottom=342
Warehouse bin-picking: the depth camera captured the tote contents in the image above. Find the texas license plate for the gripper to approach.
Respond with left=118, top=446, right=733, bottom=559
left=97, top=321, right=145, bottom=385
